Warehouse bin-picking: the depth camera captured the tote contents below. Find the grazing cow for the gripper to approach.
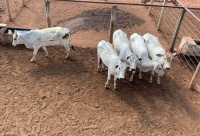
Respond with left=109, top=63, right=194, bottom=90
left=12, top=27, right=73, bottom=62
left=143, top=33, right=176, bottom=69
left=113, top=29, right=138, bottom=81
left=129, top=33, right=164, bottom=84
left=97, top=40, right=127, bottom=90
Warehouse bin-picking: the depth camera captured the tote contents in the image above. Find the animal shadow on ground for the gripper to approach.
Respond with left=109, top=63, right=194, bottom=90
left=2, top=44, right=199, bottom=126
left=58, top=8, right=145, bottom=34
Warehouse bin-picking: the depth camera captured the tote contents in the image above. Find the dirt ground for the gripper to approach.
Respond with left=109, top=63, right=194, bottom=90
left=0, top=0, right=200, bottom=135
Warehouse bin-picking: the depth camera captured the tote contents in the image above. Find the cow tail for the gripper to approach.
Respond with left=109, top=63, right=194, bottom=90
left=69, top=31, right=75, bottom=51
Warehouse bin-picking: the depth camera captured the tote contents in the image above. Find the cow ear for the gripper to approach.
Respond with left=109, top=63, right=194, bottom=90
left=14, top=30, right=17, bottom=35
left=115, top=65, right=119, bottom=68
left=153, top=63, right=158, bottom=70
left=172, top=53, right=177, bottom=57
left=156, top=54, right=163, bottom=57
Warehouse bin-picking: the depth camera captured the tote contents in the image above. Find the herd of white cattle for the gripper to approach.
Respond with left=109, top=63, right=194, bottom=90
left=98, top=29, right=177, bottom=90
left=12, top=27, right=176, bottom=90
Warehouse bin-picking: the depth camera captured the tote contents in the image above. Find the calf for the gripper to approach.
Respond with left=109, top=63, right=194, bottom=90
left=137, top=59, right=164, bottom=84
left=130, top=33, right=148, bottom=61
left=129, top=33, right=164, bottom=84
left=97, top=40, right=127, bottom=90
left=12, top=27, right=73, bottom=62
left=113, top=29, right=138, bottom=81
left=129, top=33, right=148, bottom=81
left=143, top=33, right=176, bottom=69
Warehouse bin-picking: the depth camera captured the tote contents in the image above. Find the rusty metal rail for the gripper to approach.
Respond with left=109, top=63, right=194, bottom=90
left=58, top=0, right=200, bottom=10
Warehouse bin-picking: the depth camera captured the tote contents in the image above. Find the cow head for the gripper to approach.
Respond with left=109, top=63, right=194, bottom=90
left=12, top=30, right=21, bottom=46
left=115, top=61, right=127, bottom=80
left=154, top=63, right=164, bottom=76
left=154, top=52, right=177, bottom=70
left=126, top=54, right=138, bottom=72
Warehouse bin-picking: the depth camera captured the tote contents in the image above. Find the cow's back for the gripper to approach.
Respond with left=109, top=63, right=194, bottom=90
left=98, top=40, right=119, bottom=67
left=113, top=29, right=130, bottom=52
left=130, top=33, right=147, bottom=53
left=143, top=33, right=165, bottom=58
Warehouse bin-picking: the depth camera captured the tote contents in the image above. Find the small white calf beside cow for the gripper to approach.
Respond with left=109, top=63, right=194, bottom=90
left=12, top=27, right=74, bottom=62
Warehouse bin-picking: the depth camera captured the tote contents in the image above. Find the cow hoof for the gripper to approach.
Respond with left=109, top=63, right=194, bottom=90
left=129, top=79, right=133, bottom=82
left=30, top=60, right=35, bottom=63
left=157, top=82, right=160, bottom=85
left=65, top=55, right=69, bottom=59
left=45, top=55, right=48, bottom=58
left=149, top=80, right=152, bottom=83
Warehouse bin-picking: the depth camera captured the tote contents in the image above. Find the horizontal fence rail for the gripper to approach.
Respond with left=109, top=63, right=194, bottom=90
left=58, top=0, right=200, bottom=10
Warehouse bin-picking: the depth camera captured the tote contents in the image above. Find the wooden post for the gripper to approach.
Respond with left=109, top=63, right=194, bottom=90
left=109, top=5, right=117, bottom=44
left=5, top=0, right=12, bottom=21
left=189, top=63, right=200, bottom=91
left=45, top=0, right=51, bottom=28
left=157, top=0, right=168, bottom=30
left=22, top=0, right=25, bottom=7
left=148, top=0, right=154, bottom=15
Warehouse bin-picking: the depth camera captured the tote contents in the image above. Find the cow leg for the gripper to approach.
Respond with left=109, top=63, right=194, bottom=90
left=149, top=70, right=154, bottom=83
left=97, top=56, right=100, bottom=72
left=157, top=75, right=160, bottom=84
left=31, top=46, right=40, bottom=63
left=63, top=44, right=70, bottom=59
left=105, top=71, right=111, bottom=89
left=102, top=63, right=105, bottom=70
left=114, top=76, right=117, bottom=90
left=139, top=70, right=142, bottom=79
left=129, top=71, right=135, bottom=82
left=42, top=46, right=48, bottom=57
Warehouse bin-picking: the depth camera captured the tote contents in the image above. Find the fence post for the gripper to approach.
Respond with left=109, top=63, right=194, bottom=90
left=22, top=0, right=25, bottom=7
left=109, top=5, right=117, bottom=44
left=148, top=0, right=154, bottom=15
left=5, top=0, right=12, bottom=21
left=188, top=63, right=200, bottom=91
left=169, top=8, right=186, bottom=52
left=157, top=0, right=168, bottom=30
left=45, top=0, right=51, bottom=28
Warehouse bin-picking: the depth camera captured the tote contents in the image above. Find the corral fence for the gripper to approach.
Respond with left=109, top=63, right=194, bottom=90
left=2, top=0, right=200, bottom=91
left=144, top=0, right=200, bottom=90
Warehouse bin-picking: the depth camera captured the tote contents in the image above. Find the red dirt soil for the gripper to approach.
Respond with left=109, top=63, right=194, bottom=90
left=0, top=0, right=200, bottom=135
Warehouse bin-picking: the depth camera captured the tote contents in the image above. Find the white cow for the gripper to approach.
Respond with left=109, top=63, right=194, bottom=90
left=130, top=33, right=148, bottom=61
left=137, top=59, right=164, bottom=84
left=143, top=33, right=176, bottom=69
left=12, top=27, right=73, bottom=62
left=129, top=33, right=164, bottom=84
left=97, top=40, right=127, bottom=90
left=113, top=29, right=138, bottom=81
